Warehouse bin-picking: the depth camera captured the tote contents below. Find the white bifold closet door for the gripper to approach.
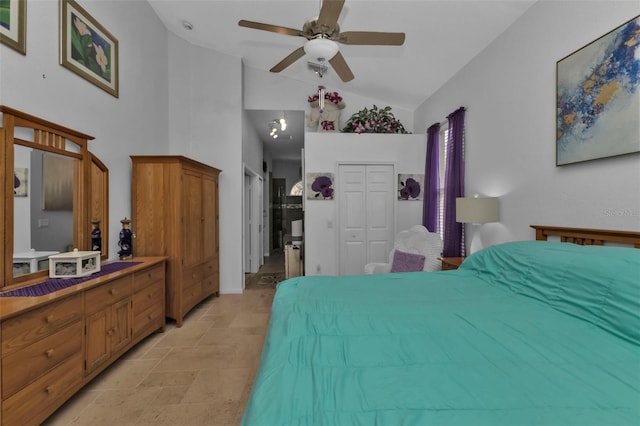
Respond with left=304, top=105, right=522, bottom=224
left=338, top=164, right=395, bottom=275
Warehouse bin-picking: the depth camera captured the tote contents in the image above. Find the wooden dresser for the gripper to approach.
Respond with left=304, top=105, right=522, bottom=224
left=0, top=257, right=166, bottom=426
left=131, top=156, right=221, bottom=327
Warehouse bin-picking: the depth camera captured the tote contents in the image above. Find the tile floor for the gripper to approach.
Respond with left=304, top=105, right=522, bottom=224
left=43, top=255, right=283, bottom=426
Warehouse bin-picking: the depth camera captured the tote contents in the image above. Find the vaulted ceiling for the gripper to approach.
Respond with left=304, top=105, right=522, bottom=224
left=148, top=0, right=537, bottom=158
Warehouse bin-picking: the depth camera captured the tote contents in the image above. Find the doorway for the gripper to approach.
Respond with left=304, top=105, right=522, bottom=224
left=243, top=167, right=263, bottom=274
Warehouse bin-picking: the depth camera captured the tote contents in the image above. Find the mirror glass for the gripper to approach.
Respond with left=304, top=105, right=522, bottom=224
left=13, top=145, right=76, bottom=277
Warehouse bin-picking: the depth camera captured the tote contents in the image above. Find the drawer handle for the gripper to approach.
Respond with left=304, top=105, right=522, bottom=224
left=45, top=385, right=54, bottom=394
left=148, top=314, right=154, bottom=320
left=148, top=293, right=153, bottom=299
left=148, top=272, right=152, bottom=278
left=45, top=314, right=54, bottom=323
left=192, top=273, right=197, bottom=278
left=109, top=289, right=117, bottom=296
left=45, top=349, right=55, bottom=358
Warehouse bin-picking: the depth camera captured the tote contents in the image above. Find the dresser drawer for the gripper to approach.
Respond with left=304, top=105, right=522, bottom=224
left=133, top=302, right=164, bottom=339
left=133, top=280, right=164, bottom=315
left=202, top=275, right=219, bottom=297
left=201, top=259, right=218, bottom=278
left=2, top=353, right=83, bottom=426
left=182, top=265, right=204, bottom=288
left=1, top=294, right=82, bottom=356
left=181, top=281, right=203, bottom=314
left=2, top=321, right=82, bottom=399
left=85, top=276, right=132, bottom=314
left=133, top=263, right=165, bottom=293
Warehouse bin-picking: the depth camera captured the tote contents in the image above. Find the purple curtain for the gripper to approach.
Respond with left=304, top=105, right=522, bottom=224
left=422, top=123, right=440, bottom=233
left=442, top=107, right=466, bottom=257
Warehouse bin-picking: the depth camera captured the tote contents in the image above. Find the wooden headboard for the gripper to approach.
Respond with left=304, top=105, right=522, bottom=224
left=531, top=225, right=640, bottom=249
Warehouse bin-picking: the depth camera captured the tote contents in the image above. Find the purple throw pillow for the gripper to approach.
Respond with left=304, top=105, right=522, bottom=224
left=390, top=250, right=426, bottom=273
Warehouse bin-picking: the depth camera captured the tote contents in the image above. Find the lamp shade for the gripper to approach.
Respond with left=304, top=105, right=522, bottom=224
left=304, top=38, right=339, bottom=61
left=456, top=197, right=499, bottom=224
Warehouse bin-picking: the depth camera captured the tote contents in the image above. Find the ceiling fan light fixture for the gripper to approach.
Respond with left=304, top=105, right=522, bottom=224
left=304, top=38, right=339, bottom=62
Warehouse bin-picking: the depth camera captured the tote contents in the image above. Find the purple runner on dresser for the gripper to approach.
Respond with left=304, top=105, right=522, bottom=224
left=0, top=261, right=142, bottom=297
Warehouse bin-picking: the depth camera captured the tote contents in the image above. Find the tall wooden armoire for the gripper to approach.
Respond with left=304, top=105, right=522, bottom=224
left=131, top=156, right=221, bottom=327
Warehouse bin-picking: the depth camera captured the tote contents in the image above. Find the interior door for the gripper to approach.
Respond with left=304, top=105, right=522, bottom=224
left=244, top=174, right=252, bottom=273
left=338, top=164, right=394, bottom=275
left=256, top=176, right=264, bottom=267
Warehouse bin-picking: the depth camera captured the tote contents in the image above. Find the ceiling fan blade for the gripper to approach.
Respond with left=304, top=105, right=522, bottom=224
left=317, top=0, right=345, bottom=33
left=238, top=19, right=303, bottom=37
left=329, top=51, right=354, bottom=82
left=339, top=31, right=406, bottom=46
left=270, top=47, right=306, bottom=73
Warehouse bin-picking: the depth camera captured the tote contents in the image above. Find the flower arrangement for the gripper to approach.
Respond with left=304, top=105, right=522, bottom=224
left=308, top=86, right=343, bottom=106
left=342, top=105, right=409, bottom=134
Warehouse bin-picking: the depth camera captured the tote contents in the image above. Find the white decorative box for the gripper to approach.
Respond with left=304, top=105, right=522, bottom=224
left=49, top=249, right=101, bottom=278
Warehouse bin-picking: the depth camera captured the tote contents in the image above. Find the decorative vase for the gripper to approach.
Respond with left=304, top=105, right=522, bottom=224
left=91, top=218, right=102, bottom=253
left=118, top=217, right=134, bottom=260
left=306, top=100, right=345, bottom=132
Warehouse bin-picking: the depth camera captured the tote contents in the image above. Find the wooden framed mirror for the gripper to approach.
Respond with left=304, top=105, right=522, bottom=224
left=0, top=106, right=108, bottom=289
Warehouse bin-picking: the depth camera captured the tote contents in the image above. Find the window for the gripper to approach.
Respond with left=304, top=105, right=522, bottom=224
left=290, top=180, right=304, bottom=196
left=437, top=122, right=465, bottom=246
left=436, top=124, right=449, bottom=240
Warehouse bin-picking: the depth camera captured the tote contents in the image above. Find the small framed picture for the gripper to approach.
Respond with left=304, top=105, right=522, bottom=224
left=398, top=173, right=423, bottom=201
left=0, top=0, right=27, bottom=55
left=306, top=173, right=334, bottom=200
left=14, top=168, right=28, bottom=197
left=59, top=0, right=119, bottom=97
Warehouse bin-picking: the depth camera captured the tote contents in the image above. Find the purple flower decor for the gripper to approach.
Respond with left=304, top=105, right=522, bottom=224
left=399, top=176, right=421, bottom=200
left=321, top=120, right=335, bottom=131
left=311, top=175, right=334, bottom=199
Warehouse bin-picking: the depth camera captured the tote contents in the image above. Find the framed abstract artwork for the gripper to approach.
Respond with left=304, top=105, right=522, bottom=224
left=59, top=0, right=119, bottom=97
left=398, top=173, right=423, bottom=201
left=43, top=154, right=73, bottom=210
left=0, top=0, right=26, bottom=54
left=556, top=15, right=639, bottom=166
left=306, top=173, right=334, bottom=200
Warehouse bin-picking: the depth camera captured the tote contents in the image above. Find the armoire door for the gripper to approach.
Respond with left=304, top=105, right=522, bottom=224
left=203, top=173, right=217, bottom=261
left=183, top=169, right=204, bottom=269
left=338, top=164, right=395, bottom=275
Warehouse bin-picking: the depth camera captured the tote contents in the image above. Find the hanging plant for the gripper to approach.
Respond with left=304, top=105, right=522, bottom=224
left=341, top=105, right=409, bottom=134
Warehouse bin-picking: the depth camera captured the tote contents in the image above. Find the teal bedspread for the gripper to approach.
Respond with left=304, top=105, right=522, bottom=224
left=242, top=241, right=640, bottom=425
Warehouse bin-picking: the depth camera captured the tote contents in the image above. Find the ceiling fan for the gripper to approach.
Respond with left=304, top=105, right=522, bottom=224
left=238, top=0, right=405, bottom=82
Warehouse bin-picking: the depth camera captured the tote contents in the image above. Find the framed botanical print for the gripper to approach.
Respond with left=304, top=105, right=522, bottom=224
left=306, top=173, right=334, bottom=200
left=0, top=0, right=27, bottom=54
left=59, top=0, right=119, bottom=97
left=14, top=168, right=28, bottom=196
left=398, top=173, right=423, bottom=201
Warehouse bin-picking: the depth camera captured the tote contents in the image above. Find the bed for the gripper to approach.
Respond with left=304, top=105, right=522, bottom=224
left=242, top=226, right=640, bottom=426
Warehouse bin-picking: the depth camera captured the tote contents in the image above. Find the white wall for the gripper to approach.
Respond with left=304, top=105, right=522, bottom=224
left=414, top=1, right=640, bottom=251
left=304, top=133, right=426, bottom=275
left=1, top=0, right=169, bottom=259
left=167, top=36, right=244, bottom=294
